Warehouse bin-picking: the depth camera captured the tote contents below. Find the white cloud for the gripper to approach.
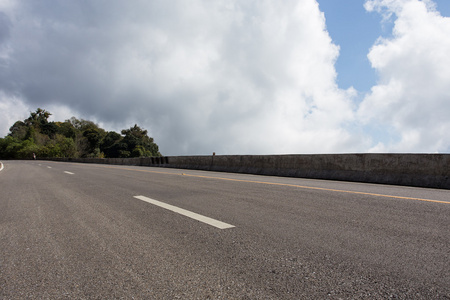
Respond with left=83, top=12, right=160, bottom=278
left=1, top=0, right=365, bottom=154
left=360, top=0, right=450, bottom=152
left=0, top=92, right=33, bottom=140
left=3, top=0, right=449, bottom=155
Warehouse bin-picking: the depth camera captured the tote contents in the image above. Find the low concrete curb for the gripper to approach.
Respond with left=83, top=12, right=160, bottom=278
left=44, top=153, right=450, bottom=189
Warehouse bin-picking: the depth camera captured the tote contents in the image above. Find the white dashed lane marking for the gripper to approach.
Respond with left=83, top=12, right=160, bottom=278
left=134, top=195, right=235, bottom=229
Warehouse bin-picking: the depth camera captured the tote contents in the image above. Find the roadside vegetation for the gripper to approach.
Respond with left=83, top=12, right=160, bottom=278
left=0, top=108, right=161, bottom=159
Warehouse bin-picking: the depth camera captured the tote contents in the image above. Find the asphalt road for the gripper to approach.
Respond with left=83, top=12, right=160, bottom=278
left=0, top=160, right=449, bottom=299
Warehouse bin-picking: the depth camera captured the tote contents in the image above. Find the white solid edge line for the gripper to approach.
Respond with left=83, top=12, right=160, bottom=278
left=0, top=162, right=3, bottom=171
left=64, top=171, right=74, bottom=175
left=134, top=195, right=235, bottom=230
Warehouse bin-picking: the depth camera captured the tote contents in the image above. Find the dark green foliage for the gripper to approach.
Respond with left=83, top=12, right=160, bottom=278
left=24, top=108, right=51, bottom=127
left=120, top=124, right=160, bottom=157
left=41, top=122, right=58, bottom=138
left=100, top=131, right=123, bottom=158
left=0, top=108, right=162, bottom=159
left=8, top=121, right=28, bottom=140
left=55, top=121, right=77, bottom=139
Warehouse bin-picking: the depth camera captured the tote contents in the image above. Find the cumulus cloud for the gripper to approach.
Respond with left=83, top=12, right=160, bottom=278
left=0, top=0, right=364, bottom=155
left=3, top=0, right=448, bottom=155
left=0, top=92, right=29, bottom=135
left=360, top=0, right=450, bottom=152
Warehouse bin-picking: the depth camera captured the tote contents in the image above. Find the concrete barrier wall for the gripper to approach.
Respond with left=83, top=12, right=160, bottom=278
left=46, top=154, right=450, bottom=189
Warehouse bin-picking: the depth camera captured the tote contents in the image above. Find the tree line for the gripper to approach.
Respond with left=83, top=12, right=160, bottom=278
left=0, top=108, right=161, bottom=159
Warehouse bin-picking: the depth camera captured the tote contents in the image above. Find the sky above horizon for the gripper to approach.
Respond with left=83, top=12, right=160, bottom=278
left=1, top=0, right=450, bottom=155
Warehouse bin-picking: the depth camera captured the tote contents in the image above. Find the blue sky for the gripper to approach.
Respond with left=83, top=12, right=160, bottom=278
left=319, top=0, right=450, bottom=93
left=1, top=0, right=450, bottom=155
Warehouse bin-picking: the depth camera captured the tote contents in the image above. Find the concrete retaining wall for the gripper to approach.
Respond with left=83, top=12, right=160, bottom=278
left=46, top=154, right=450, bottom=189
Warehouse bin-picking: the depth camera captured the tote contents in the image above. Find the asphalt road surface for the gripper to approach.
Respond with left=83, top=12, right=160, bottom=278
left=0, top=160, right=449, bottom=299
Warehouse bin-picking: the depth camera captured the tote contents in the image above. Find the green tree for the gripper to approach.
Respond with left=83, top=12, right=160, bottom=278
left=100, top=131, right=123, bottom=158
left=0, top=136, right=39, bottom=159
left=121, top=124, right=160, bottom=157
left=8, top=121, right=28, bottom=140
left=18, top=139, right=40, bottom=159
left=41, top=122, right=58, bottom=138
left=52, top=134, right=76, bottom=158
left=0, top=136, right=20, bottom=159
left=67, top=117, right=106, bottom=157
left=0, top=109, right=162, bottom=159
left=25, top=108, right=51, bottom=128
left=55, top=121, right=77, bottom=139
